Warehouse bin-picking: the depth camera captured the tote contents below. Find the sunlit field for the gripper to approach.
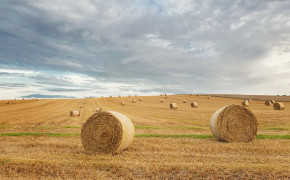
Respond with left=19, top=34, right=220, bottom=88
left=0, top=95, right=289, bottom=179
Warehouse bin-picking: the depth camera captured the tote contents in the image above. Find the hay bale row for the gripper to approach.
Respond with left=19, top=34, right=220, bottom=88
left=210, top=104, right=258, bottom=142
left=191, top=102, right=198, bottom=108
left=81, top=111, right=135, bottom=154
left=241, top=100, right=249, bottom=107
left=170, top=103, right=177, bottom=109
left=273, top=102, right=285, bottom=110
left=70, top=111, right=80, bottom=117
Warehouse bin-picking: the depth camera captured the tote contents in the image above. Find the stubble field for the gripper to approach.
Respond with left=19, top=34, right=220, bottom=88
left=0, top=95, right=289, bottom=179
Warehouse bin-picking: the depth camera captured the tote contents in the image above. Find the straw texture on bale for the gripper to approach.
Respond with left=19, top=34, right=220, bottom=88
left=241, top=100, right=249, bottom=107
left=191, top=102, right=198, bottom=108
left=121, top=101, right=125, bottom=106
left=183, top=100, right=186, bottom=103
left=81, top=111, right=135, bottom=154
left=170, top=103, right=177, bottom=109
left=96, top=107, right=102, bottom=111
left=70, top=111, right=80, bottom=117
left=139, top=98, right=142, bottom=101
left=273, top=102, right=285, bottom=110
left=210, top=104, right=258, bottom=142
left=265, top=100, right=272, bottom=106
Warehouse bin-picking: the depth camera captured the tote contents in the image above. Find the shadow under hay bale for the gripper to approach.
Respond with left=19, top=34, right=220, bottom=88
left=191, top=102, right=198, bottom=108
left=210, top=104, right=258, bottom=142
left=170, top=103, right=177, bottom=109
left=273, top=102, right=285, bottom=110
left=70, top=111, right=80, bottom=117
left=81, top=111, right=135, bottom=154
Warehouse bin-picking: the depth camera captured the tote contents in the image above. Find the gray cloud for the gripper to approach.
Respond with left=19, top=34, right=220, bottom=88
left=1, top=0, right=290, bottom=98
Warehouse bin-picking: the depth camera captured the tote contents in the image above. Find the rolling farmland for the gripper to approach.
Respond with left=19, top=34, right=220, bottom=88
left=0, top=95, right=289, bottom=179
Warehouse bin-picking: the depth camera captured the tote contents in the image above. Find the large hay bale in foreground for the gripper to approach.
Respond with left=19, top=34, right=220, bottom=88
left=183, top=100, right=186, bottom=103
left=70, top=111, right=80, bottom=117
left=241, top=100, right=249, bottom=107
left=273, top=102, right=285, bottom=110
left=265, top=100, right=272, bottom=106
left=210, top=104, right=258, bottom=142
left=81, top=111, right=135, bottom=154
left=170, top=103, right=177, bottom=109
left=191, top=102, right=198, bottom=108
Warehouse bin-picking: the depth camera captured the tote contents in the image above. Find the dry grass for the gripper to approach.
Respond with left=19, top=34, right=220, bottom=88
left=0, top=95, right=289, bottom=179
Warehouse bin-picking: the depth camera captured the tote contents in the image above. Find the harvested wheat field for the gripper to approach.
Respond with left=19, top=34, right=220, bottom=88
left=0, top=95, right=289, bottom=179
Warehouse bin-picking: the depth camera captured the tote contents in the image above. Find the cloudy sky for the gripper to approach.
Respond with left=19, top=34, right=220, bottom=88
left=0, top=0, right=290, bottom=99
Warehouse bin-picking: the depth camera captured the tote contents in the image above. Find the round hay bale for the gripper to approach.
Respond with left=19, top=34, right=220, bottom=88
left=70, top=111, right=80, bottom=117
left=160, top=99, right=163, bottom=103
left=265, top=100, right=272, bottom=106
left=160, top=94, right=163, bottom=96
left=170, top=103, right=177, bottom=109
left=121, top=101, right=125, bottom=106
left=247, top=99, right=252, bottom=103
left=132, top=100, right=136, bottom=103
left=270, top=100, right=275, bottom=104
left=81, top=111, right=135, bottom=154
left=6, top=101, right=9, bottom=104
left=183, top=100, right=186, bottom=103
left=110, top=96, right=112, bottom=98
left=210, top=104, right=258, bottom=142
left=191, top=102, right=198, bottom=108
left=164, top=94, right=167, bottom=96
left=80, top=105, right=84, bottom=108
left=273, top=102, right=285, bottom=110
left=207, top=96, right=211, bottom=99
left=241, top=100, right=249, bottom=107
left=139, top=98, right=142, bottom=101
left=197, top=94, right=199, bottom=96
left=96, top=107, right=102, bottom=112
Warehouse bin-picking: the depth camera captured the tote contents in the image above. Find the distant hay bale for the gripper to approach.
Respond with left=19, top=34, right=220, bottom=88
left=270, top=100, right=275, bottom=104
left=6, top=101, right=9, bottom=104
left=246, top=99, right=252, bottom=103
left=191, top=102, right=198, bottom=108
left=273, top=102, right=285, bottom=110
left=135, top=95, right=137, bottom=97
left=12, top=100, right=15, bottom=104
left=80, top=105, right=84, bottom=108
left=139, top=98, right=142, bottom=101
left=36, top=99, right=39, bottom=101
left=164, top=94, right=167, bottom=96
left=210, top=104, right=258, bottom=142
left=110, top=96, right=112, bottom=98
left=160, top=99, right=163, bottom=103
left=197, top=94, right=199, bottom=96
left=22, top=98, right=24, bottom=100
left=81, top=111, right=135, bottom=154
left=207, top=96, right=211, bottom=99
left=121, top=101, right=125, bottom=106
left=183, top=100, right=186, bottom=103
left=241, top=100, right=249, bottom=107
left=96, top=107, right=102, bottom=112
left=265, top=100, right=272, bottom=106
left=119, top=95, right=121, bottom=97
left=132, top=100, right=136, bottom=103
left=70, top=111, right=80, bottom=117
left=170, top=103, right=177, bottom=109
left=160, top=94, right=163, bottom=96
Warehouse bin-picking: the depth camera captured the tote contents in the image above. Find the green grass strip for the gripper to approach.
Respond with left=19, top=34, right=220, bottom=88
left=135, top=134, right=214, bottom=139
left=62, top=126, right=81, bottom=129
left=135, top=126, right=161, bottom=129
left=257, top=134, right=290, bottom=139
left=0, top=133, right=289, bottom=139
left=0, top=132, right=80, bottom=137
left=259, top=127, right=290, bottom=130
left=135, top=126, right=206, bottom=130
